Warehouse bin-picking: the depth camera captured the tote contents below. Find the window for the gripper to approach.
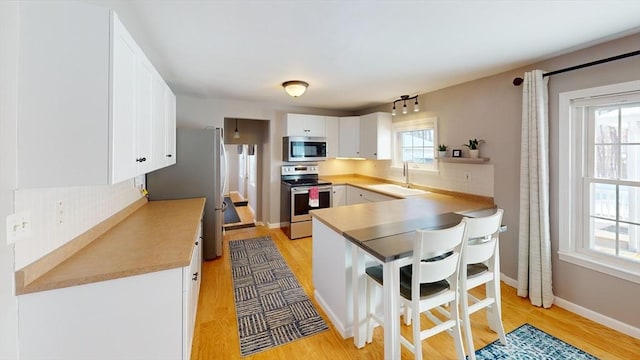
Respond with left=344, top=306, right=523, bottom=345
left=559, top=81, right=640, bottom=283
left=392, top=117, right=438, bottom=170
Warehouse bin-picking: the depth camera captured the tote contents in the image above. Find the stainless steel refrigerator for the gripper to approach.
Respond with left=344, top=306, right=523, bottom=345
left=146, top=128, right=227, bottom=260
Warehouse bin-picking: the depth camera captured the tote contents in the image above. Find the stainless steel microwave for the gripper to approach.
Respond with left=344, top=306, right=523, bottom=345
left=282, top=136, right=327, bottom=162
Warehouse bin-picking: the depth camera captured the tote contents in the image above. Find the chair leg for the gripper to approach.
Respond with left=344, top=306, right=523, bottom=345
left=487, top=278, right=507, bottom=345
left=460, top=291, right=476, bottom=360
left=412, top=299, right=422, bottom=360
left=451, top=300, right=466, bottom=360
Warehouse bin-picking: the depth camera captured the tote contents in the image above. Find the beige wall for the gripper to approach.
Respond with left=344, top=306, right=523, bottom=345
left=361, top=33, right=640, bottom=329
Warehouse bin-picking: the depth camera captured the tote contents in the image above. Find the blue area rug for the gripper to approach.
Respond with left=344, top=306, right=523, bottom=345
left=230, top=236, right=329, bottom=356
left=475, top=323, right=598, bottom=359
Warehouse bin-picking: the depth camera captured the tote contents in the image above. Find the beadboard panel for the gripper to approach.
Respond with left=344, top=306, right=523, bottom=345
left=14, top=180, right=142, bottom=270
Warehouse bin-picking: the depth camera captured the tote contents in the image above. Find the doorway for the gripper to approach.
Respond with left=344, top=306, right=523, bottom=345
left=223, top=118, right=268, bottom=228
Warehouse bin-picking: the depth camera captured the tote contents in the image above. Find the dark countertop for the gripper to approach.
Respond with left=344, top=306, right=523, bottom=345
left=311, top=194, right=498, bottom=262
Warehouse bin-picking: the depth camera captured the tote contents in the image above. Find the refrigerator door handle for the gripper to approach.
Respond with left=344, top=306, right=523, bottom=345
left=220, top=136, right=229, bottom=197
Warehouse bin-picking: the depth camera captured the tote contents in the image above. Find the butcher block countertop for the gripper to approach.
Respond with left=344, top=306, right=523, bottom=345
left=310, top=194, right=494, bottom=235
left=15, top=197, right=206, bottom=295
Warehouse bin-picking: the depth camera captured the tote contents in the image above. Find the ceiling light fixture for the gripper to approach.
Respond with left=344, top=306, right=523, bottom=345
left=282, top=80, right=309, bottom=97
left=233, top=118, right=240, bottom=139
left=391, top=95, right=419, bottom=116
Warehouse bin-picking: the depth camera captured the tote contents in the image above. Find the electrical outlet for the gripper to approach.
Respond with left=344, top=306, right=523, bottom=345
left=6, top=211, right=32, bottom=244
left=464, top=171, right=472, bottom=183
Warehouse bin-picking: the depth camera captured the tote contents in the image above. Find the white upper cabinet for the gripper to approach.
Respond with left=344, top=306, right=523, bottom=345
left=285, top=113, right=326, bottom=137
left=16, top=2, right=175, bottom=187
left=325, top=116, right=339, bottom=158
left=151, top=72, right=177, bottom=169
left=164, top=86, right=177, bottom=166
left=359, top=112, right=392, bottom=160
left=338, top=116, right=361, bottom=158
left=110, top=14, right=138, bottom=183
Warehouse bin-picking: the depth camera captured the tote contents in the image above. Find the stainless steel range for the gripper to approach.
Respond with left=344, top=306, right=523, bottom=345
left=280, top=164, right=332, bottom=239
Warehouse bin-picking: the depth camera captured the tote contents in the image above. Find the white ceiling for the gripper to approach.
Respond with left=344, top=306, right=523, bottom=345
left=88, top=0, right=640, bottom=111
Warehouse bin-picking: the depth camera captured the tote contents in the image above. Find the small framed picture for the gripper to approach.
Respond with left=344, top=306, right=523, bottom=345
left=452, top=149, right=462, bottom=157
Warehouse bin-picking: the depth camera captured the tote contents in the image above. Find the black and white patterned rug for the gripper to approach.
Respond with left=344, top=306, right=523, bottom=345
left=475, top=323, right=598, bottom=359
left=230, top=236, right=329, bottom=357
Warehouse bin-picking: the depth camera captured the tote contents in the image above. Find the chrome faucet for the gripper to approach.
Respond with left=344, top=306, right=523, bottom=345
left=403, top=161, right=410, bottom=188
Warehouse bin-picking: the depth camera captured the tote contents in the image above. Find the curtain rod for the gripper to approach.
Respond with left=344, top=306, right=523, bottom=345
left=512, top=49, right=640, bottom=86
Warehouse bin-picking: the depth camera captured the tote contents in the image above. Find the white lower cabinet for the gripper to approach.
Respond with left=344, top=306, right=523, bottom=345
left=184, top=224, right=203, bottom=360
left=332, top=185, right=347, bottom=207
left=346, top=185, right=395, bottom=204
left=18, top=240, right=202, bottom=360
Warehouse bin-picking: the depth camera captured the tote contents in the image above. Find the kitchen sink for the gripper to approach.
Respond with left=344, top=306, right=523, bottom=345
left=367, top=184, right=429, bottom=197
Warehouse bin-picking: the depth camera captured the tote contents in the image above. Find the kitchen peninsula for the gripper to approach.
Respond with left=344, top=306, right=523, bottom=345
left=310, top=192, right=496, bottom=359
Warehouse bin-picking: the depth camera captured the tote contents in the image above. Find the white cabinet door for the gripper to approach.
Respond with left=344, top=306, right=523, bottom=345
left=339, top=116, right=360, bottom=158
left=332, top=185, right=347, bottom=207
left=346, top=185, right=395, bottom=205
left=325, top=116, right=339, bottom=158
left=164, top=85, right=177, bottom=166
left=183, top=227, right=202, bottom=360
left=285, top=113, right=326, bottom=136
left=110, top=14, right=138, bottom=184
left=151, top=73, right=176, bottom=169
left=305, top=115, right=326, bottom=136
left=151, top=71, right=166, bottom=170
left=136, top=56, right=155, bottom=174
left=359, top=112, right=392, bottom=160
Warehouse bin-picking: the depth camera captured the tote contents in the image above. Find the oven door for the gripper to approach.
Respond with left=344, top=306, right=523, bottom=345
left=291, top=185, right=332, bottom=222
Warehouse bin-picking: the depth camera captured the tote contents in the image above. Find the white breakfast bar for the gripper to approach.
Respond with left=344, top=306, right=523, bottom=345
left=310, top=194, right=498, bottom=360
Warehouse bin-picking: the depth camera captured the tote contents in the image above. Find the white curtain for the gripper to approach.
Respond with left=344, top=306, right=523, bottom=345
left=517, top=70, right=554, bottom=308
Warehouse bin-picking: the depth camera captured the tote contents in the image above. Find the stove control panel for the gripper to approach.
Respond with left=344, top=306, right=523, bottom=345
left=281, top=164, right=319, bottom=176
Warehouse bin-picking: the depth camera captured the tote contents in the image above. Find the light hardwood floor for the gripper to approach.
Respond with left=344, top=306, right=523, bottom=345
left=191, top=226, right=640, bottom=359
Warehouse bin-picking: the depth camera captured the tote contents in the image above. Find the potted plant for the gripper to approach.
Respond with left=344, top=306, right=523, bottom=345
left=463, top=138, right=484, bottom=158
left=438, top=144, right=447, bottom=158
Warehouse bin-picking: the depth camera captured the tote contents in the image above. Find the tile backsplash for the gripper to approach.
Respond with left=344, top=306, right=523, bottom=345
left=13, top=180, right=142, bottom=270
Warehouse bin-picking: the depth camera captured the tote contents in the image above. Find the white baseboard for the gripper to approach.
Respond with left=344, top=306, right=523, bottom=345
left=314, top=290, right=350, bottom=339
left=553, top=296, right=640, bottom=339
left=267, top=222, right=282, bottom=229
left=500, top=273, right=639, bottom=339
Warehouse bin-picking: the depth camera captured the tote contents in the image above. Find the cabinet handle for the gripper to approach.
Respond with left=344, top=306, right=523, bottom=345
left=192, top=272, right=198, bottom=281
left=166, top=154, right=173, bottom=158
left=195, top=241, right=199, bottom=246
left=136, top=157, right=148, bottom=162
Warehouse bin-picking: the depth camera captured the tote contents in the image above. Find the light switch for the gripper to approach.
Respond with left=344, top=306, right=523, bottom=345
left=6, top=210, right=32, bottom=244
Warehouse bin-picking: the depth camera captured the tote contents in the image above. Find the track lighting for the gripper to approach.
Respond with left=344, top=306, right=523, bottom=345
left=391, top=95, right=419, bottom=116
